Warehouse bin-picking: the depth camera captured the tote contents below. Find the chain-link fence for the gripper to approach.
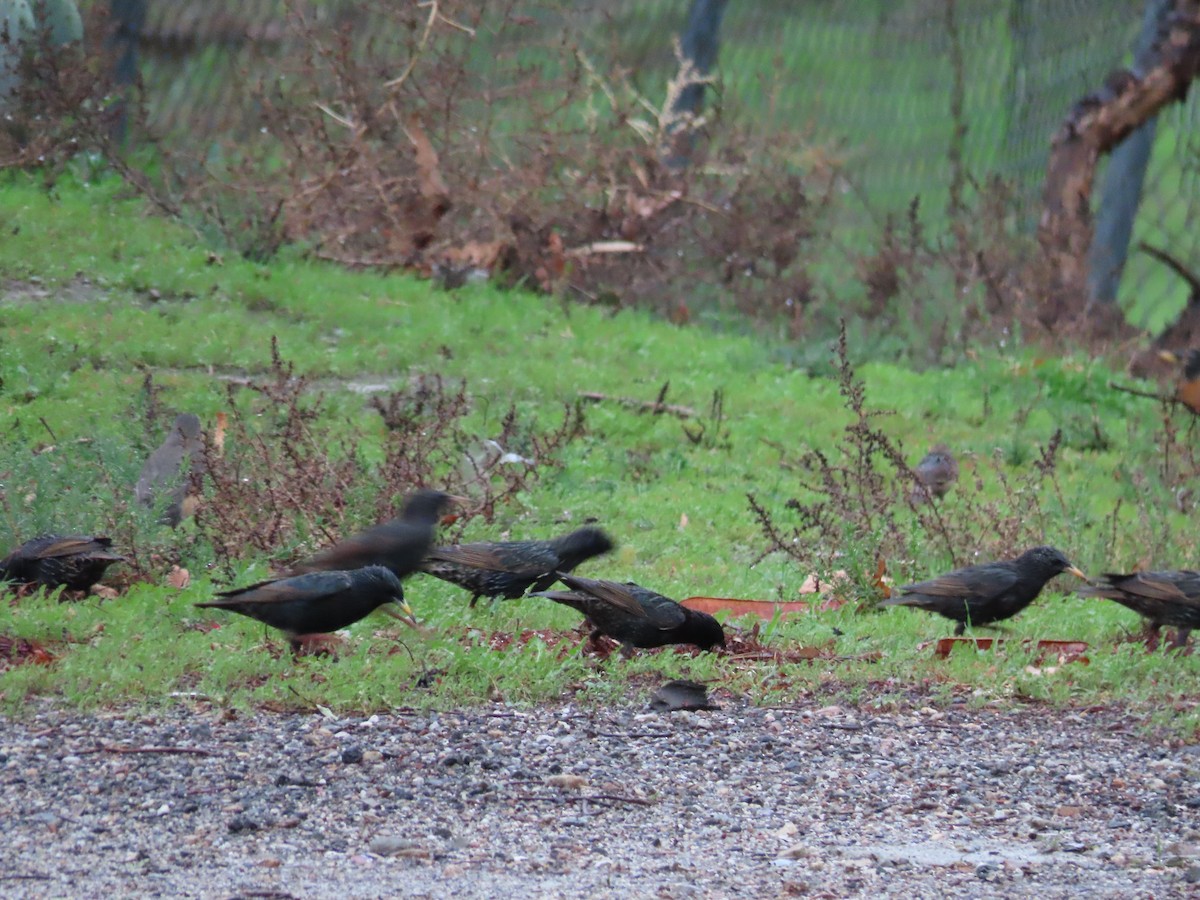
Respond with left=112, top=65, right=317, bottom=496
left=87, top=0, right=1200, bottom=330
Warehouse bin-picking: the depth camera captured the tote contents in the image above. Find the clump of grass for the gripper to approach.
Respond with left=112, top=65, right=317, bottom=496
left=750, top=322, right=1079, bottom=593
left=193, top=338, right=586, bottom=578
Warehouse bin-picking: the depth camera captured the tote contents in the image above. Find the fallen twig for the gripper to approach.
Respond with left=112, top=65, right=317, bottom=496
left=1107, top=380, right=1172, bottom=403
left=577, top=392, right=696, bottom=419
left=81, top=744, right=216, bottom=757
left=512, top=793, right=654, bottom=807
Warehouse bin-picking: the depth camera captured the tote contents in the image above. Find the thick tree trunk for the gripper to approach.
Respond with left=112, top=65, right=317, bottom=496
left=1087, top=0, right=1173, bottom=307
left=1037, top=0, right=1200, bottom=326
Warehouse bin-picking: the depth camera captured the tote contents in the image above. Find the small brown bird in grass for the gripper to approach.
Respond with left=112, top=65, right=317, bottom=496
left=289, top=490, right=454, bottom=580
left=883, top=546, right=1087, bottom=635
left=1158, top=349, right=1200, bottom=414
left=910, top=444, right=958, bottom=504
left=531, top=572, right=725, bottom=652
left=136, top=413, right=205, bottom=527
left=195, top=566, right=414, bottom=653
left=420, top=526, right=615, bottom=606
left=0, top=534, right=126, bottom=595
left=1077, top=570, right=1200, bottom=649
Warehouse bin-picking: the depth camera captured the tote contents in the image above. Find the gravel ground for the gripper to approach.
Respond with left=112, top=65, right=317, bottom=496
left=2, top=697, right=1199, bottom=898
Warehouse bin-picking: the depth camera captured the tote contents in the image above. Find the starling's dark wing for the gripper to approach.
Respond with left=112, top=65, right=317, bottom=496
left=201, top=571, right=355, bottom=607
left=1100, top=572, right=1191, bottom=602
left=554, top=573, right=648, bottom=617
left=296, top=523, right=409, bottom=571
left=1103, top=571, right=1200, bottom=607
left=425, top=543, right=549, bottom=574
left=899, top=564, right=1019, bottom=600
left=636, top=590, right=688, bottom=630
left=34, top=536, right=121, bottom=560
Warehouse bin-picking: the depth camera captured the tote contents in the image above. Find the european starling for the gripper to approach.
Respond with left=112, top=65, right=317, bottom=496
left=1077, top=570, right=1200, bottom=649
left=289, top=490, right=453, bottom=579
left=420, top=526, right=615, bottom=606
left=135, top=413, right=205, bottom=527
left=195, top=566, right=412, bottom=650
left=531, top=572, right=725, bottom=651
left=910, top=444, right=958, bottom=504
left=883, top=545, right=1086, bottom=635
left=0, top=534, right=126, bottom=594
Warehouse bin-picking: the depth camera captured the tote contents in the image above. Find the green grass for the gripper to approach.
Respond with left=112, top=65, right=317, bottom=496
left=1, top=172, right=1198, bottom=733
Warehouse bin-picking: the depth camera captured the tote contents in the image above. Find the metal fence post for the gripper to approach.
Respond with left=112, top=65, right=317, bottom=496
left=663, top=0, right=727, bottom=171
left=109, top=0, right=145, bottom=144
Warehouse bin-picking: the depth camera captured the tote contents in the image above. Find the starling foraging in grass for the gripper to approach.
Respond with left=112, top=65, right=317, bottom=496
left=1077, top=570, right=1200, bottom=649
left=910, top=444, right=958, bottom=504
left=0, top=534, right=126, bottom=594
left=135, top=413, right=205, bottom=527
left=289, top=490, right=454, bottom=580
left=531, top=571, right=725, bottom=651
left=420, top=526, right=615, bottom=606
left=195, top=566, right=413, bottom=651
left=883, top=545, right=1086, bottom=635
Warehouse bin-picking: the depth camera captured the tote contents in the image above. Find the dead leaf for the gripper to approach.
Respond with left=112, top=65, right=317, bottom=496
left=214, top=412, right=227, bottom=455
left=678, top=513, right=689, bottom=530
left=872, top=556, right=893, bottom=599
left=167, top=566, right=191, bottom=589
left=404, top=114, right=450, bottom=213
left=0, top=634, right=57, bottom=667
left=439, top=240, right=505, bottom=272
left=546, top=774, right=587, bottom=790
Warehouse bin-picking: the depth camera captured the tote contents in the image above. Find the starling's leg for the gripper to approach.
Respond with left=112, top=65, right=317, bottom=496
left=469, top=594, right=479, bottom=608
left=1143, top=622, right=1162, bottom=651
left=953, top=621, right=965, bottom=637
left=1169, top=627, right=1192, bottom=651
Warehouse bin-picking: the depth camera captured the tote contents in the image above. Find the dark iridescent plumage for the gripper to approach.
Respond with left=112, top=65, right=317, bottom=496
left=883, top=545, right=1086, bottom=635
left=532, top=572, right=725, bottom=651
left=1077, top=570, right=1200, bottom=648
left=421, top=526, right=614, bottom=606
left=0, top=534, right=126, bottom=593
left=195, top=566, right=411, bottom=648
left=290, top=490, right=452, bottom=579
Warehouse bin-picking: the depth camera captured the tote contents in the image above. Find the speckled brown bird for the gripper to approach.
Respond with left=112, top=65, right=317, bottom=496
left=910, top=444, right=958, bottom=504
left=420, top=526, right=614, bottom=606
left=0, top=534, right=126, bottom=594
left=531, top=572, right=725, bottom=652
left=289, top=490, right=453, bottom=580
left=1077, top=570, right=1200, bottom=649
left=135, top=413, right=205, bottom=527
left=883, top=546, right=1086, bottom=635
left=195, top=566, right=412, bottom=651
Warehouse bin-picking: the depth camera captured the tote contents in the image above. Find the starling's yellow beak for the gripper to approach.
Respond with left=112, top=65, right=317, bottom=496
left=1066, top=565, right=1089, bottom=583
left=1159, top=350, right=1181, bottom=365
left=381, top=599, right=418, bottom=627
